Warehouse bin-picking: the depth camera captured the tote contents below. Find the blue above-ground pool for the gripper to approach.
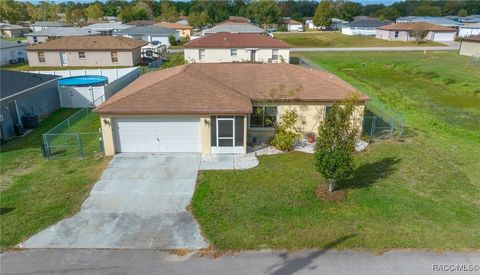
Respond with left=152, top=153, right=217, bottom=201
left=58, top=75, right=108, bottom=87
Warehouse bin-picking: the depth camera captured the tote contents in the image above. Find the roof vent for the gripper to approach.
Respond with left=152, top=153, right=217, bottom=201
left=224, top=37, right=228, bottom=41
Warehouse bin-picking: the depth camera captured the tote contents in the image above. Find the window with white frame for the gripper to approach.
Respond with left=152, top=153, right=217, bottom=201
left=33, top=36, right=37, bottom=43
left=199, top=49, right=205, bottom=60
left=111, top=51, right=118, bottom=63
left=38, top=52, right=45, bottom=63
left=394, top=31, right=399, bottom=38
left=272, top=49, right=279, bottom=61
left=79, top=52, right=86, bottom=59
left=230, top=48, right=237, bottom=56
left=250, top=106, right=277, bottom=128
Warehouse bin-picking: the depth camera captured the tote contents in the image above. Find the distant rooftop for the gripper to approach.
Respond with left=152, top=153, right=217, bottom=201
left=26, top=36, right=148, bottom=51
left=463, top=34, right=480, bottom=42
left=344, top=18, right=391, bottom=28
left=184, top=32, right=289, bottom=49
left=32, top=21, right=69, bottom=27
left=0, top=23, right=27, bottom=30
left=114, top=25, right=175, bottom=36
left=25, top=27, right=99, bottom=37
left=396, top=16, right=462, bottom=27
left=204, top=22, right=265, bottom=34
left=82, top=22, right=131, bottom=31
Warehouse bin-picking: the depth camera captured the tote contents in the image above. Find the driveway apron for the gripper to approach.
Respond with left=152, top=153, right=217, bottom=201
left=20, top=154, right=207, bottom=249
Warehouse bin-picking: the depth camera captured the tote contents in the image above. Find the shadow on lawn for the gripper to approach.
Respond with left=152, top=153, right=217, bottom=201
left=266, top=234, right=357, bottom=275
left=338, top=157, right=400, bottom=190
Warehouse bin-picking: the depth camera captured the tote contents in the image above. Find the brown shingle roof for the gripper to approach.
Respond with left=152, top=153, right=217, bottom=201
left=26, top=36, right=148, bottom=51
left=183, top=33, right=290, bottom=48
left=155, top=22, right=192, bottom=29
left=95, top=63, right=368, bottom=115
left=463, top=34, right=480, bottom=42
left=378, top=22, right=456, bottom=32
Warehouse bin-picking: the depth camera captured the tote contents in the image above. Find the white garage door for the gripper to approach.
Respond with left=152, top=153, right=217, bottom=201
left=113, top=117, right=201, bottom=153
left=433, top=32, right=455, bottom=42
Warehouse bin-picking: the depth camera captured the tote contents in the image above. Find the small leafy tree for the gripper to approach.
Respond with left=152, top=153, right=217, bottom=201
left=271, top=109, right=302, bottom=151
left=313, top=0, right=334, bottom=29
left=409, top=24, right=429, bottom=43
left=314, top=94, right=359, bottom=192
left=168, top=34, right=177, bottom=46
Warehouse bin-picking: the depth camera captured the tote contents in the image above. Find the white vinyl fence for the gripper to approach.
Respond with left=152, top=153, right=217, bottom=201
left=24, top=67, right=141, bottom=108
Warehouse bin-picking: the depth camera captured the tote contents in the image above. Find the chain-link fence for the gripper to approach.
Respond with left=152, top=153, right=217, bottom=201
left=296, top=56, right=405, bottom=141
left=41, top=97, right=104, bottom=159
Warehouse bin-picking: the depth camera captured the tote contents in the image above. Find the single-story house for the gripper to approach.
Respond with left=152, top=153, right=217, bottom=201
left=26, top=36, right=147, bottom=67
left=459, top=15, right=480, bottom=23
left=81, top=22, right=131, bottom=36
left=459, top=34, right=480, bottom=57
left=25, top=27, right=99, bottom=44
left=0, top=70, right=60, bottom=141
left=203, top=22, right=265, bottom=35
left=281, top=18, right=303, bottom=32
left=0, top=23, right=29, bottom=38
left=304, top=17, right=348, bottom=30
left=376, top=22, right=457, bottom=42
left=31, top=21, right=69, bottom=32
left=155, top=22, right=193, bottom=38
left=342, top=18, right=390, bottom=36
left=459, top=23, right=480, bottom=38
left=113, top=25, right=178, bottom=47
left=94, top=63, right=368, bottom=155
left=0, top=40, right=28, bottom=65
left=395, top=16, right=462, bottom=28
left=183, top=32, right=290, bottom=63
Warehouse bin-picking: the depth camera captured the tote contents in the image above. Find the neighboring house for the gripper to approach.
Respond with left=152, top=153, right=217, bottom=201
left=25, top=27, right=99, bottom=44
left=94, top=63, right=368, bottom=155
left=126, top=20, right=157, bottom=26
left=81, top=22, right=131, bottom=36
left=376, top=22, right=457, bottom=42
left=113, top=26, right=178, bottom=46
left=304, top=17, right=348, bottom=30
left=31, top=21, right=69, bottom=32
left=26, top=36, right=147, bottom=67
left=459, top=15, right=480, bottom=23
left=459, top=23, right=480, bottom=38
left=459, top=34, right=480, bottom=57
left=183, top=33, right=290, bottom=63
left=203, top=22, right=265, bottom=35
left=0, top=23, right=29, bottom=38
left=395, top=16, right=462, bottom=28
left=0, top=70, right=60, bottom=140
left=0, top=40, right=27, bottom=65
left=155, top=22, right=193, bottom=38
left=281, top=18, right=303, bottom=32
left=225, top=16, right=250, bottom=23
left=103, top=16, right=120, bottom=23
left=342, top=18, right=390, bottom=36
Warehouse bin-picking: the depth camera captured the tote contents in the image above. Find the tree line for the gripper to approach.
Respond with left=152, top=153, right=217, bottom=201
left=1, top=0, right=479, bottom=28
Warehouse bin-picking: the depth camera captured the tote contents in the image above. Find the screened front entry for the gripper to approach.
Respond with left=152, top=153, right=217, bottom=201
left=211, top=116, right=245, bottom=154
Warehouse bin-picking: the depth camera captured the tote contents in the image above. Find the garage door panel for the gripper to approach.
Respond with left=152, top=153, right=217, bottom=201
left=113, top=117, right=200, bottom=153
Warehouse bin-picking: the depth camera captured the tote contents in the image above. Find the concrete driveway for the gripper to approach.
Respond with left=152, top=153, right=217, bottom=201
left=20, top=154, right=207, bottom=249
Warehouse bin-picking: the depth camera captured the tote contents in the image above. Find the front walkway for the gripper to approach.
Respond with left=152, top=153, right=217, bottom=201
left=20, top=154, right=207, bottom=249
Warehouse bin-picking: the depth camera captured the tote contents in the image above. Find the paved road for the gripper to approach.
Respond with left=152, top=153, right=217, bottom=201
left=2, top=249, right=479, bottom=275
left=20, top=154, right=207, bottom=249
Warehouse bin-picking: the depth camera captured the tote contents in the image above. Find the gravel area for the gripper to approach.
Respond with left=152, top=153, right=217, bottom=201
left=234, top=153, right=259, bottom=170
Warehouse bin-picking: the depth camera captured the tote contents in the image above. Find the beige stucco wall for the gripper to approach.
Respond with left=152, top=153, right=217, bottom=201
left=249, top=102, right=366, bottom=143
left=179, top=28, right=192, bottom=37
left=459, top=41, right=480, bottom=57
left=184, top=48, right=290, bottom=63
left=27, top=49, right=141, bottom=67
left=26, top=35, right=49, bottom=44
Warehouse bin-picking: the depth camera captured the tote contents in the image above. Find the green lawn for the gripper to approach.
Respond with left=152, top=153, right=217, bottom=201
left=191, top=51, right=480, bottom=251
left=0, top=109, right=109, bottom=250
left=274, top=32, right=444, bottom=48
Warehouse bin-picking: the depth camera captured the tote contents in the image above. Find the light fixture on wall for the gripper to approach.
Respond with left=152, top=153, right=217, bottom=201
left=204, top=118, right=210, bottom=126
left=103, top=118, right=110, bottom=125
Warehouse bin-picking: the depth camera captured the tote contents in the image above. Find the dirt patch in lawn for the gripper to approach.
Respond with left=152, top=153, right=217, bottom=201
left=315, top=184, right=348, bottom=202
